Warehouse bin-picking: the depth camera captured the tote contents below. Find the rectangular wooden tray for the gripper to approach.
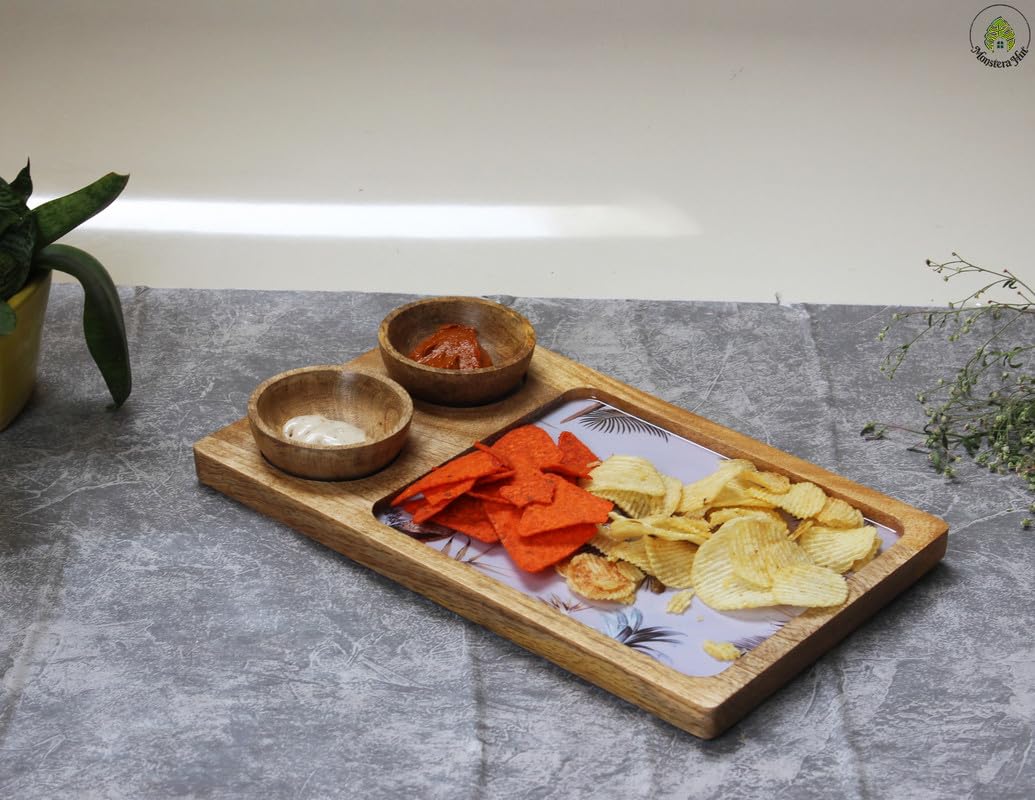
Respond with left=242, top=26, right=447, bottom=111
left=193, top=346, right=948, bottom=738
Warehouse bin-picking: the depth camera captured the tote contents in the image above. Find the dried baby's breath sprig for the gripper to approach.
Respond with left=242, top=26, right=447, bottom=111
left=863, top=255, right=1035, bottom=505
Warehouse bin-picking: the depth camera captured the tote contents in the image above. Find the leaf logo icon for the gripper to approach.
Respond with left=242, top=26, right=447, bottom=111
left=984, top=15, right=1017, bottom=52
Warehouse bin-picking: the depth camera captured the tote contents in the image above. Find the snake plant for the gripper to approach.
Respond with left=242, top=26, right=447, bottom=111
left=0, top=161, right=131, bottom=407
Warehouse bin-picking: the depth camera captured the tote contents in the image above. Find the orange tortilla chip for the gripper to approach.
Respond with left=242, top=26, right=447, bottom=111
left=483, top=499, right=522, bottom=539
left=410, top=496, right=454, bottom=523
left=499, top=523, right=598, bottom=572
left=428, top=495, right=498, bottom=543
left=490, top=425, right=564, bottom=471
left=422, top=478, right=477, bottom=507
left=498, top=470, right=556, bottom=507
left=466, top=480, right=515, bottom=505
left=517, top=474, right=614, bottom=537
left=392, top=450, right=507, bottom=505
left=551, top=431, right=600, bottom=478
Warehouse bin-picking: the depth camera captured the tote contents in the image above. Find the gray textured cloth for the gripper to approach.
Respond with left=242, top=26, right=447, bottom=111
left=1, top=286, right=1032, bottom=799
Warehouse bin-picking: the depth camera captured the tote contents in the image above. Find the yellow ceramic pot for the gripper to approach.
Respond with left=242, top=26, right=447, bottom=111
left=0, top=271, right=52, bottom=431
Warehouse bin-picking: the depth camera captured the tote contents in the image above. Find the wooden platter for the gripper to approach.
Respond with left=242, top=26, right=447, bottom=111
left=193, top=346, right=948, bottom=739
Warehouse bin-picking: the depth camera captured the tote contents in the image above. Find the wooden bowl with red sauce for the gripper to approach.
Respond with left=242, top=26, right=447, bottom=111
left=377, top=296, right=536, bottom=406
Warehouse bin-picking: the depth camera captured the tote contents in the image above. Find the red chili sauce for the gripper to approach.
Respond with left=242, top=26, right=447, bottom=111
left=407, top=324, right=493, bottom=370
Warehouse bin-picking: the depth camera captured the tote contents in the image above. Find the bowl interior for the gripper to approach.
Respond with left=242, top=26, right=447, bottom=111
left=254, top=368, right=410, bottom=448
left=383, top=297, right=534, bottom=372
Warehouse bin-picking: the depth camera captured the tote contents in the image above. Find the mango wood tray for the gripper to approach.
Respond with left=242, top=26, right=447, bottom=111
left=193, top=346, right=948, bottom=738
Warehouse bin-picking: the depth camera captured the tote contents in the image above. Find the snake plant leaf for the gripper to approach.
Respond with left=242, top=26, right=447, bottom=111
left=0, top=208, right=21, bottom=239
left=0, top=298, right=14, bottom=335
left=0, top=180, right=29, bottom=216
left=0, top=214, right=37, bottom=300
left=34, top=243, right=131, bottom=407
left=32, top=172, right=129, bottom=251
left=11, top=160, right=32, bottom=203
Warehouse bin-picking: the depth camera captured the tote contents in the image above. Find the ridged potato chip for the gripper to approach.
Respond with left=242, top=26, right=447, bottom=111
left=677, top=460, right=750, bottom=514
left=691, top=523, right=778, bottom=609
left=589, top=532, right=655, bottom=576
left=586, top=456, right=666, bottom=496
left=658, top=474, right=683, bottom=518
left=708, top=507, right=788, bottom=534
left=725, top=516, right=807, bottom=589
left=771, top=563, right=847, bottom=607
left=666, top=589, right=695, bottom=614
left=749, top=481, right=827, bottom=519
left=815, top=496, right=865, bottom=529
left=740, top=469, right=791, bottom=493
left=850, top=534, right=882, bottom=572
left=702, top=640, right=741, bottom=661
left=709, top=478, right=779, bottom=509
left=605, top=516, right=657, bottom=540
left=640, top=515, right=712, bottom=545
left=643, top=537, right=697, bottom=589
left=557, top=552, right=643, bottom=602
left=725, top=517, right=785, bottom=588
left=790, top=518, right=814, bottom=541
left=798, top=526, right=878, bottom=573
left=591, top=488, right=666, bottom=519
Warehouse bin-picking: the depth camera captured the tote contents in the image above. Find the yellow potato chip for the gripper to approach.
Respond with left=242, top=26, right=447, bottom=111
left=658, top=474, right=683, bottom=518
left=589, top=532, right=653, bottom=572
left=558, top=552, right=643, bottom=602
left=691, top=523, right=778, bottom=609
left=770, top=563, right=847, bottom=607
left=797, top=526, right=878, bottom=574
left=643, top=515, right=711, bottom=535
left=643, top=537, right=696, bottom=589
left=605, top=517, right=652, bottom=540
left=708, top=477, right=778, bottom=509
left=740, top=468, right=791, bottom=493
left=586, top=456, right=666, bottom=496
left=707, top=507, right=751, bottom=527
left=591, top=488, right=666, bottom=519
left=702, top=640, right=741, bottom=661
left=677, top=460, right=750, bottom=514
left=640, top=515, right=712, bottom=545
left=815, top=497, right=865, bottom=529
left=709, top=507, right=789, bottom=534
left=666, top=589, right=695, bottom=614
left=789, top=518, right=815, bottom=541
left=748, top=481, right=826, bottom=519
left=849, top=535, right=882, bottom=572
left=725, top=518, right=786, bottom=589
left=615, top=560, right=645, bottom=583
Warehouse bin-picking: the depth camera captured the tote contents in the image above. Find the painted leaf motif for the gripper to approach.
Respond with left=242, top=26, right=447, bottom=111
left=984, top=16, right=1016, bottom=52
left=577, top=406, right=670, bottom=441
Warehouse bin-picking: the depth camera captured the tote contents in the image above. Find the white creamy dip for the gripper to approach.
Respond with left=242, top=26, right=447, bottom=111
left=282, top=414, right=366, bottom=446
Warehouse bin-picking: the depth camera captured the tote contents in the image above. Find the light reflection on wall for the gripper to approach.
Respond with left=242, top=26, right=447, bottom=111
left=38, top=198, right=701, bottom=240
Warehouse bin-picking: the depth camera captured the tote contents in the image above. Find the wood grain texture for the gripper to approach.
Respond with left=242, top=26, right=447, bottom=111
left=194, top=346, right=948, bottom=739
left=377, top=295, right=536, bottom=406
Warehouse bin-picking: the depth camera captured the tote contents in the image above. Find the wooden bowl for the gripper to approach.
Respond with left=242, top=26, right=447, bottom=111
left=378, top=296, right=536, bottom=406
left=248, top=366, right=412, bottom=481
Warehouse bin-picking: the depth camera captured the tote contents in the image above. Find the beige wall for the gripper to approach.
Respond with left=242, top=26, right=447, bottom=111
left=3, top=1, right=1032, bottom=304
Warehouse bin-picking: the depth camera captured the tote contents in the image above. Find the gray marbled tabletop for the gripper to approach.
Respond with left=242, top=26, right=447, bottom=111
left=1, top=286, right=1033, bottom=800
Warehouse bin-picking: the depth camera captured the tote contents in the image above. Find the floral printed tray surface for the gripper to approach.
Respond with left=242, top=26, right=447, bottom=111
left=377, top=397, right=898, bottom=678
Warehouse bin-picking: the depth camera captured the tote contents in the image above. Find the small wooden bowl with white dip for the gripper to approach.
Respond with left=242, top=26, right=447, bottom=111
left=248, top=365, right=412, bottom=481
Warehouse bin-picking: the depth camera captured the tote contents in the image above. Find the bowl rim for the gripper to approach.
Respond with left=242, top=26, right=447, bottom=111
left=247, top=364, right=413, bottom=451
left=377, top=295, right=536, bottom=377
